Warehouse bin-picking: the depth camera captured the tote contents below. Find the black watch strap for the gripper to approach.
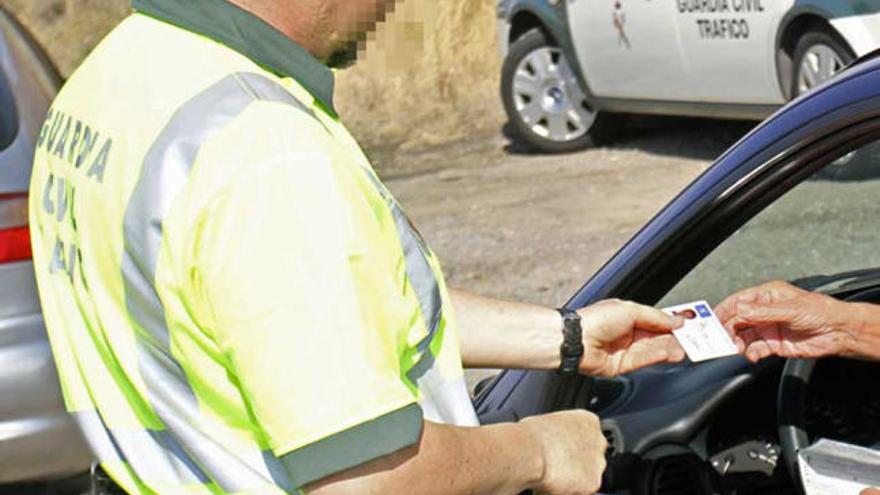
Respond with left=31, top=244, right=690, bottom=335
left=557, top=308, right=584, bottom=375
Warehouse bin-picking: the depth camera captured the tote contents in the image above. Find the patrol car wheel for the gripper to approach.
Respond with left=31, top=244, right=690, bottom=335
left=502, top=28, right=617, bottom=153
left=791, top=30, right=854, bottom=98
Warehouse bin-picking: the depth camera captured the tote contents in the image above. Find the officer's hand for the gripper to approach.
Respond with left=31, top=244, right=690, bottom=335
left=577, top=299, right=686, bottom=377
left=861, top=489, right=880, bottom=495
left=522, top=410, right=607, bottom=495
left=715, top=281, right=861, bottom=362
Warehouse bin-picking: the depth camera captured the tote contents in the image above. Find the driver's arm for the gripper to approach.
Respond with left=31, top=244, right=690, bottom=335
left=451, top=289, right=686, bottom=377
left=715, top=280, right=880, bottom=362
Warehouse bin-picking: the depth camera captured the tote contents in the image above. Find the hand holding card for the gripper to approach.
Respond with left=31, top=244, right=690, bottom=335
left=663, top=301, right=739, bottom=362
left=576, top=299, right=687, bottom=377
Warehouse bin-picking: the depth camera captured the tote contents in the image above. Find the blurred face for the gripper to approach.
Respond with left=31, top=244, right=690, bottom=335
left=323, top=0, right=397, bottom=67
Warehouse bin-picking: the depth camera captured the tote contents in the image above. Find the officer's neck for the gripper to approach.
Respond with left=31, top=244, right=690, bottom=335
left=228, top=0, right=336, bottom=62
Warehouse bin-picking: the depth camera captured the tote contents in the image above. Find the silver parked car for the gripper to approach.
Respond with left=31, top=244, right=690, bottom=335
left=0, top=6, right=91, bottom=489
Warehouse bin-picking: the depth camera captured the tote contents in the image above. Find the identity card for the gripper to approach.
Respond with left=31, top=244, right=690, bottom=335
left=662, top=300, right=739, bottom=362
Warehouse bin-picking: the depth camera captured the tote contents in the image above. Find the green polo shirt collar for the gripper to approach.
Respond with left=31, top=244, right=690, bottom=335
left=132, top=0, right=336, bottom=114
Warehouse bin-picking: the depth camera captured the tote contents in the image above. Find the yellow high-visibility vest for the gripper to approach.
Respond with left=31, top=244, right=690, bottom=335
left=29, top=1, right=477, bottom=493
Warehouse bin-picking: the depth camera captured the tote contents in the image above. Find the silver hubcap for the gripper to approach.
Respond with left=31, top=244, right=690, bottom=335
left=796, top=44, right=845, bottom=96
left=512, top=47, right=595, bottom=142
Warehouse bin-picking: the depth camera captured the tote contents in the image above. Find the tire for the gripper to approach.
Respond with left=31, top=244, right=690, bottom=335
left=790, top=29, right=854, bottom=98
left=501, top=28, right=619, bottom=153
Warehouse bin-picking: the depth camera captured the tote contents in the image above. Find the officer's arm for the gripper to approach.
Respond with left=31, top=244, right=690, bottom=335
left=306, top=409, right=611, bottom=495
left=305, top=420, right=543, bottom=495
left=451, top=289, right=562, bottom=370
left=451, top=289, right=684, bottom=376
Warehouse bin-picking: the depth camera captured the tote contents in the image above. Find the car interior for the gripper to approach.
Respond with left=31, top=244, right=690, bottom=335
left=594, top=136, right=880, bottom=494
left=580, top=271, right=880, bottom=495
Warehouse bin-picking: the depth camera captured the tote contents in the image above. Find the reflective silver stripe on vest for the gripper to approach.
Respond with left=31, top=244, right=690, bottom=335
left=73, top=410, right=213, bottom=485
left=357, top=171, right=444, bottom=381
left=74, top=410, right=291, bottom=488
left=116, top=72, right=310, bottom=492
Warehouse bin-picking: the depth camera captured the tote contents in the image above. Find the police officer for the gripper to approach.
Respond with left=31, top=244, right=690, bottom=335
left=29, top=1, right=686, bottom=494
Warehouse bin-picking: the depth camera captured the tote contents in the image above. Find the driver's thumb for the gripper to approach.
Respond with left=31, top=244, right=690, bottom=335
left=859, top=488, right=880, bottom=495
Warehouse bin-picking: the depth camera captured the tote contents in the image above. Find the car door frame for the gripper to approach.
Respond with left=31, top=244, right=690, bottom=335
left=475, top=56, right=880, bottom=420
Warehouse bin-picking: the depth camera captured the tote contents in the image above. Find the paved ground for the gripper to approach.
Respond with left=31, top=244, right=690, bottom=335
left=371, top=115, right=756, bottom=387
left=377, top=116, right=754, bottom=308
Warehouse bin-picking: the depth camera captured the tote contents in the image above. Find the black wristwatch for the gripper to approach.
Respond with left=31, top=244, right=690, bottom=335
left=557, top=308, right=584, bottom=375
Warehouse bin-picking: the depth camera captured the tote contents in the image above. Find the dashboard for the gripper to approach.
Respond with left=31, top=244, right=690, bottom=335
left=591, top=356, right=880, bottom=495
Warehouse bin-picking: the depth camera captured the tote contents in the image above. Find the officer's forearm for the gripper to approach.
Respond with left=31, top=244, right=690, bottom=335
left=450, top=288, right=561, bottom=370
left=304, top=420, right=544, bottom=495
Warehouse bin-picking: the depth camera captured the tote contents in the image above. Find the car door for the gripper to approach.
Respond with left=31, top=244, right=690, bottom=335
left=673, top=0, right=793, bottom=104
left=566, top=0, right=691, bottom=100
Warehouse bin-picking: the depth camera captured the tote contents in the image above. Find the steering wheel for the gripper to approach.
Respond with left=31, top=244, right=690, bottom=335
left=777, top=358, right=815, bottom=491
left=777, top=287, right=880, bottom=490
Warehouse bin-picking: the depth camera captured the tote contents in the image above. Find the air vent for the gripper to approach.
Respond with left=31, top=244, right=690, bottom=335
left=648, top=455, right=711, bottom=495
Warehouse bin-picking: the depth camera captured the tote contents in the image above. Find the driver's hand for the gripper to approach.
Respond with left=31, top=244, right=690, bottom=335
left=861, top=489, right=880, bottom=495
left=714, top=280, right=861, bottom=362
left=578, top=299, right=686, bottom=377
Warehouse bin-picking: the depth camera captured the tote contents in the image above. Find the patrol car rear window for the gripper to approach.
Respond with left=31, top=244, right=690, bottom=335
left=0, top=67, right=16, bottom=152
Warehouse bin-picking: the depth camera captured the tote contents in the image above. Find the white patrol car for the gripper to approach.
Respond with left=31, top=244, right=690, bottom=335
left=497, top=0, right=880, bottom=152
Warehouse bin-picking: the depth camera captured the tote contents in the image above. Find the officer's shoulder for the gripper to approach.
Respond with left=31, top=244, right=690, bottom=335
left=229, top=99, right=337, bottom=152
left=244, top=96, right=324, bottom=128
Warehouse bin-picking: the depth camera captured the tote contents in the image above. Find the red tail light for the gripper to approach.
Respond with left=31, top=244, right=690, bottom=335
left=0, top=193, right=30, bottom=264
